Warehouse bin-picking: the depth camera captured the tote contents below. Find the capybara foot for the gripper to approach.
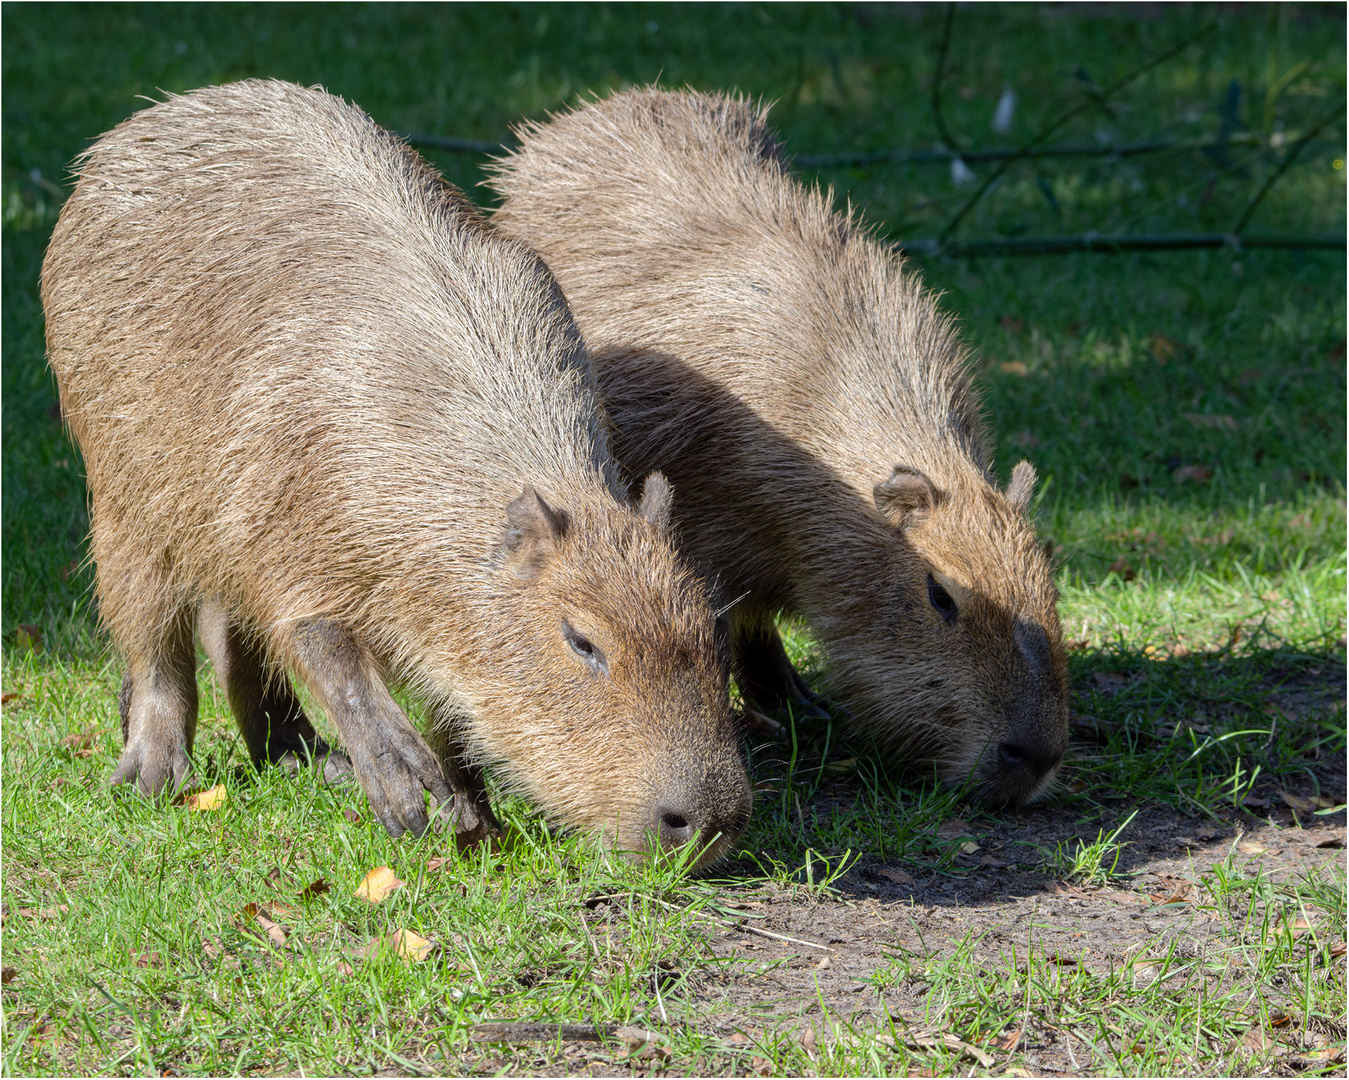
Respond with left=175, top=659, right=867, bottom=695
left=434, top=789, right=502, bottom=850
left=350, top=729, right=452, bottom=839
left=277, top=742, right=355, bottom=786
left=110, top=739, right=194, bottom=797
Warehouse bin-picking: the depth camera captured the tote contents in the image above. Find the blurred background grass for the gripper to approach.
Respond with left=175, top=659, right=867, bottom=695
left=4, top=2, right=1344, bottom=649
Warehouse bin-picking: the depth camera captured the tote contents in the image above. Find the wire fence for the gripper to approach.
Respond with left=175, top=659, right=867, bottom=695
left=405, top=9, right=1345, bottom=260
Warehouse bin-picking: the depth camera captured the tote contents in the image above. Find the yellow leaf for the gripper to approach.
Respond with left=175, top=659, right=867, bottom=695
left=186, top=785, right=227, bottom=811
left=999, top=360, right=1028, bottom=376
left=1237, top=841, right=1268, bottom=855
left=391, top=928, right=434, bottom=962
left=355, top=866, right=404, bottom=904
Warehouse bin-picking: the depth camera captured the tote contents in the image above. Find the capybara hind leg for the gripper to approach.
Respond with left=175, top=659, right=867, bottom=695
left=196, top=601, right=352, bottom=784
left=284, top=619, right=452, bottom=838
left=111, top=608, right=198, bottom=796
left=426, top=709, right=501, bottom=848
left=733, top=619, right=828, bottom=720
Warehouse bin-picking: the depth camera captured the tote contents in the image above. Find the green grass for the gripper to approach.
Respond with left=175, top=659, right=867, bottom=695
left=3, top=3, right=1345, bottom=1076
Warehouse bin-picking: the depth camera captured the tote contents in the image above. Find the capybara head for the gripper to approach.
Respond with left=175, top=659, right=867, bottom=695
left=468, top=473, right=753, bottom=866
left=829, top=459, right=1069, bottom=804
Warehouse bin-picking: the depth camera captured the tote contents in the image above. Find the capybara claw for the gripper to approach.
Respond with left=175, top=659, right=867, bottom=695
left=111, top=743, right=194, bottom=798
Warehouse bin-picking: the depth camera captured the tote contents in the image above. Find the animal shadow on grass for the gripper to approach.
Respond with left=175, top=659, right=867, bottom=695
left=730, top=634, right=1345, bottom=912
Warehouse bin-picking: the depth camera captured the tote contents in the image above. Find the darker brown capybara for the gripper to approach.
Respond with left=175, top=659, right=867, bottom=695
left=490, top=88, right=1069, bottom=805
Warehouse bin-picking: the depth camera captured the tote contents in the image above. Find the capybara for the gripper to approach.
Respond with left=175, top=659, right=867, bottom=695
left=489, top=88, right=1069, bottom=805
left=41, top=79, right=751, bottom=864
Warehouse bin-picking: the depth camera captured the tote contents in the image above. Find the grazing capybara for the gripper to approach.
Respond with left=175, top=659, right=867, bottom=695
left=41, top=79, right=751, bottom=864
left=489, top=88, right=1069, bottom=805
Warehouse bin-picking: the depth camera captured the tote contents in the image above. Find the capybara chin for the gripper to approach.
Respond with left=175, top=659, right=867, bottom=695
left=41, top=79, right=751, bottom=866
left=489, top=88, right=1069, bottom=805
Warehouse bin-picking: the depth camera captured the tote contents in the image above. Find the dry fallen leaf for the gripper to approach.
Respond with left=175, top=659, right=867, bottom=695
left=1, top=967, right=17, bottom=985
left=300, top=878, right=331, bottom=901
left=993, top=1026, right=1022, bottom=1051
left=425, top=857, right=451, bottom=873
left=59, top=729, right=95, bottom=751
left=185, top=784, right=227, bottom=811
left=1227, top=1025, right=1274, bottom=1054
left=999, top=360, right=1028, bottom=375
left=877, top=867, right=914, bottom=885
left=1278, top=790, right=1318, bottom=812
left=936, top=818, right=972, bottom=839
left=131, top=950, right=161, bottom=968
left=15, top=625, right=42, bottom=653
left=342, top=808, right=361, bottom=825
left=390, top=928, right=434, bottom=962
left=335, top=960, right=354, bottom=978
left=355, top=866, right=404, bottom=904
left=0, top=692, right=20, bottom=706
left=959, top=840, right=981, bottom=855
left=1237, top=841, right=1268, bottom=855
left=254, top=911, right=287, bottom=949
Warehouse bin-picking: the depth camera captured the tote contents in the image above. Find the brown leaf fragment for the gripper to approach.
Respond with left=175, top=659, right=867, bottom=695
left=131, top=950, right=162, bottom=968
left=993, top=1026, right=1022, bottom=1051
left=1107, top=557, right=1136, bottom=580
left=936, top=818, right=972, bottom=839
left=355, top=866, right=404, bottom=904
left=0, top=693, right=21, bottom=706
left=1172, top=464, right=1214, bottom=484
left=15, top=625, right=42, bottom=653
left=342, top=807, right=361, bottom=824
left=1330, top=942, right=1346, bottom=958
left=60, top=729, right=95, bottom=751
left=1226, top=1026, right=1274, bottom=1055
left=616, top=1026, right=670, bottom=1061
left=1237, top=841, right=1268, bottom=855
left=335, top=960, right=354, bottom=978
left=262, top=867, right=291, bottom=891
left=254, top=912, right=287, bottom=949
left=999, top=360, right=1028, bottom=375
left=877, top=868, right=914, bottom=885
left=1269, top=1012, right=1293, bottom=1028
left=903, top=1032, right=996, bottom=1068
left=389, top=928, right=434, bottom=962
left=185, top=784, right=227, bottom=811
left=202, top=939, right=222, bottom=960
left=425, top=857, right=450, bottom=873
left=1150, top=331, right=1180, bottom=364
left=1278, top=790, right=1318, bottom=812
left=300, top=878, right=331, bottom=901
left=1, top=967, right=16, bottom=985
left=749, top=1056, right=774, bottom=1076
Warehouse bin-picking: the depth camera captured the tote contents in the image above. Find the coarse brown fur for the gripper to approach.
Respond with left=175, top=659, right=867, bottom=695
left=489, top=88, right=1069, bottom=805
left=42, top=79, right=751, bottom=863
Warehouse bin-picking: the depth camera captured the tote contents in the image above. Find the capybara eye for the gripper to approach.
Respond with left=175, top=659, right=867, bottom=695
left=926, top=575, right=958, bottom=622
left=563, top=620, right=608, bottom=674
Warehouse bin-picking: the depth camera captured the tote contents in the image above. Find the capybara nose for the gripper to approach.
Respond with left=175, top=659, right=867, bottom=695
left=656, top=805, right=697, bottom=848
left=997, top=740, right=1060, bottom=781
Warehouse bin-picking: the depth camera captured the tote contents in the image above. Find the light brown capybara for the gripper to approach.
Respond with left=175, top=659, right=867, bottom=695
left=490, top=88, right=1069, bottom=805
left=42, top=79, right=751, bottom=864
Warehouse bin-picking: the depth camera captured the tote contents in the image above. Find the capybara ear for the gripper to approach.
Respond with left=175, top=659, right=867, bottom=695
left=1006, top=460, right=1038, bottom=514
left=637, top=472, right=673, bottom=532
left=873, top=465, right=936, bottom=528
left=500, top=486, right=566, bottom=579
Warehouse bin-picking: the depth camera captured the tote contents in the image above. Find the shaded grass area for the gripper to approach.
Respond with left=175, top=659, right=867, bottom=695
left=3, top=3, right=1345, bottom=1076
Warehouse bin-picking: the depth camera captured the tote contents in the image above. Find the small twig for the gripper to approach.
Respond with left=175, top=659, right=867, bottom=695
left=792, top=130, right=1313, bottom=169
left=1232, top=102, right=1347, bottom=233
left=471, top=1021, right=613, bottom=1043
left=938, top=21, right=1215, bottom=244
left=733, top=920, right=836, bottom=952
left=930, top=3, right=962, bottom=152
left=894, top=231, right=1344, bottom=258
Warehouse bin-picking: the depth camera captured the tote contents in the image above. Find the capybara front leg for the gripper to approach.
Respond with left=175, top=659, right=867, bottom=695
left=425, top=707, right=501, bottom=848
left=733, top=618, right=829, bottom=721
left=111, top=608, right=198, bottom=796
left=285, top=619, right=451, bottom=838
left=196, top=601, right=352, bottom=784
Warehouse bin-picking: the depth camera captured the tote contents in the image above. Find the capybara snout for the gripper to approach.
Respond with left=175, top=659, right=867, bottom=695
left=41, top=79, right=749, bottom=866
